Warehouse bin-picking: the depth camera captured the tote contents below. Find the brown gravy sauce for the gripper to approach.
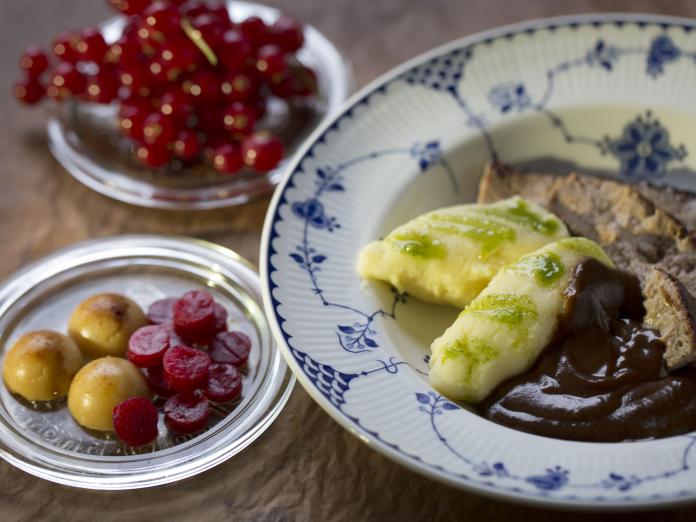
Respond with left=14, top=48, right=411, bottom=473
left=477, top=258, right=696, bottom=442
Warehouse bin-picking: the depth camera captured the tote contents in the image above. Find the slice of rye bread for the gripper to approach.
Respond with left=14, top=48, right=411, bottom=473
left=477, top=161, right=696, bottom=369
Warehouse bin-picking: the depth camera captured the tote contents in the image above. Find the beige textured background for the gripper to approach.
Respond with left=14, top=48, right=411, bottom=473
left=2, top=1, right=696, bottom=520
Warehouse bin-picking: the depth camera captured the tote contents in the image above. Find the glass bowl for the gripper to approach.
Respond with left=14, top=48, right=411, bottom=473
left=0, top=235, right=294, bottom=489
left=47, top=1, right=353, bottom=210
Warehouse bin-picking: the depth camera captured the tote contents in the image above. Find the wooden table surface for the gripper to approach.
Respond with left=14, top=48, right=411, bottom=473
left=2, top=1, right=696, bottom=520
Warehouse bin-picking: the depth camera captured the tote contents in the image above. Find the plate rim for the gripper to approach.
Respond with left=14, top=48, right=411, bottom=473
left=260, top=12, right=696, bottom=511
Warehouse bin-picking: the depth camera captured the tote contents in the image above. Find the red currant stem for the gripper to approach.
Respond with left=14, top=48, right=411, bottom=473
left=180, top=16, right=218, bottom=67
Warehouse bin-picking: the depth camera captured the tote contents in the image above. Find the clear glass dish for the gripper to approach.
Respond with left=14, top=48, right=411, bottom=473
left=47, top=1, right=353, bottom=210
left=0, top=235, right=294, bottom=489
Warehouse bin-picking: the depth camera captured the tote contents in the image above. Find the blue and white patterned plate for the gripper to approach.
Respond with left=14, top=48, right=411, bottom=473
left=260, top=14, right=696, bottom=509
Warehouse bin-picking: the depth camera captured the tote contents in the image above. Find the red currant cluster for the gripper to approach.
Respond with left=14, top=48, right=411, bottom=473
left=13, top=0, right=318, bottom=174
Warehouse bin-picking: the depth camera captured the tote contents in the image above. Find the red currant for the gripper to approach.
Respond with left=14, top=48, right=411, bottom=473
left=107, top=0, right=151, bottom=15
left=158, top=88, right=193, bottom=123
left=182, top=69, right=221, bottom=103
left=13, top=77, right=44, bottom=105
left=242, top=132, right=283, bottom=172
left=271, top=64, right=318, bottom=98
left=190, top=14, right=228, bottom=49
left=51, top=31, right=79, bottom=63
left=222, top=102, right=257, bottom=138
left=105, top=35, right=142, bottom=66
left=119, top=102, right=148, bottom=140
left=202, top=133, right=230, bottom=162
left=143, top=2, right=182, bottom=35
left=269, top=16, right=304, bottom=53
left=255, top=45, right=288, bottom=81
left=118, top=61, right=155, bottom=97
left=142, top=112, right=176, bottom=146
left=83, top=67, right=118, bottom=103
left=20, top=46, right=49, bottom=78
left=158, top=38, right=201, bottom=73
left=75, top=27, right=108, bottom=63
left=217, top=29, right=253, bottom=70
left=47, top=62, right=86, bottom=99
left=136, top=142, right=171, bottom=167
left=212, top=142, right=243, bottom=174
left=173, top=129, right=200, bottom=161
left=219, top=69, right=259, bottom=102
left=239, top=16, right=269, bottom=48
left=197, top=104, right=226, bottom=134
left=179, top=0, right=207, bottom=18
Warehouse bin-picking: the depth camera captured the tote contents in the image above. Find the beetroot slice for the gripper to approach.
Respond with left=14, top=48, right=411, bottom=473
left=144, top=366, right=177, bottom=398
left=164, top=392, right=210, bottom=434
left=173, top=290, right=216, bottom=343
left=162, top=345, right=211, bottom=392
left=209, top=331, right=251, bottom=367
left=127, top=325, right=171, bottom=368
left=203, top=363, right=242, bottom=402
left=147, top=297, right=178, bottom=325
left=212, top=303, right=228, bottom=334
left=113, top=397, right=159, bottom=446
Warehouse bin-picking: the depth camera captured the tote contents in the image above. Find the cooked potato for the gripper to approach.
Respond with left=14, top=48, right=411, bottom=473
left=357, top=197, right=569, bottom=308
left=429, top=238, right=613, bottom=403
left=3, top=330, right=85, bottom=402
left=68, top=356, right=150, bottom=431
left=68, top=293, right=147, bottom=359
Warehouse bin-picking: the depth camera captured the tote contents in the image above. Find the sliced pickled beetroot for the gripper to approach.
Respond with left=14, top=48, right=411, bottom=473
left=144, top=366, right=176, bottom=397
left=147, top=297, right=178, bottom=325
left=203, top=363, right=242, bottom=402
left=212, top=303, right=228, bottom=333
left=113, top=397, right=159, bottom=446
left=173, top=290, right=216, bottom=343
left=127, top=325, right=171, bottom=367
left=163, top=345, right=210, bottom=392
left=164, top=392, right=209, bottom=434
left=209, top=331, right=251, bottom=367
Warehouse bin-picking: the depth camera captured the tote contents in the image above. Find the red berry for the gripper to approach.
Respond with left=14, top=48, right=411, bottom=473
left=222, top=102, right=257, bottom=137
left=51, top=31, right=79, bottom=63
left=255, top=45, right=288, bottom=81
left=113, top=397, right=159, bottom=446
left=127, top=324, right=171, bottom=367
left=144, top=366, right=176, bottom=397
left=239, top=16, right=268, bottom=48
left=75, top=27, right=108, bottom=62
left=209, top=331, right=251, bottom=366
left=83, top=67, right=118, bottom=103
left=202, top=133, right=229, bottom=161
left=219, top=69, right=258, bottom=102
left=173, top=290, right=216, bottom=342
left=190, top=14, right=227, bottom=49
left=164, top=392, right=209, bottom=434
left=272, top=64, right=318, bottom=98
left=217, top=30, right=253, bottom=70
left=118, top=61, right=155, bottom=97
left=179, top=0, right=207, bottom=17
left=158, top=38, right=201, bottom=73
left=20, top=46, right=49, bottom=78
left=47, top=62, right=85, bottom=99
left=119, top=102, right=148, bottom=140
left=13, top=77, right=44, bottom=105
left=269, top=16, right=304, bottom=53
left=147, top=297, right=178, bottom=324
left=107, top=0, right=151, bottom=15
left=212, top=303, right=227, bottom=333
left=203, top=363, right=242, bottom=402
left=173, top=129, right=200, bottom=161
left=143, top=1, right=181, bottom=35
left=242, top=132, right=283, bottom=172
left=106, top=35, right=143, bottom=66
left=158, top=88, right=193, bottom=123
left=183, top=69, right=221, bottom=104
left=212, top=143, right=243, bottom=174
left=163, top=345, right=211, bottom=392
left=197, top=104, right=226, bottom=135
left=135, top=142, right=171, bottom=167
left=142, top=112, right=176, bottom=145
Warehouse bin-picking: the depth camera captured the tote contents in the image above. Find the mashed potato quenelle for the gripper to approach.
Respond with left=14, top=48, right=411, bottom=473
left=429, top=238, right=613, bottom=403
left=3, top=330, right=85, bottom=402
left=68, top=293, right=148, bottom=359
left=68, top=356, right=150, bottom=431
left=357, top=197, right=569, bottom=308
